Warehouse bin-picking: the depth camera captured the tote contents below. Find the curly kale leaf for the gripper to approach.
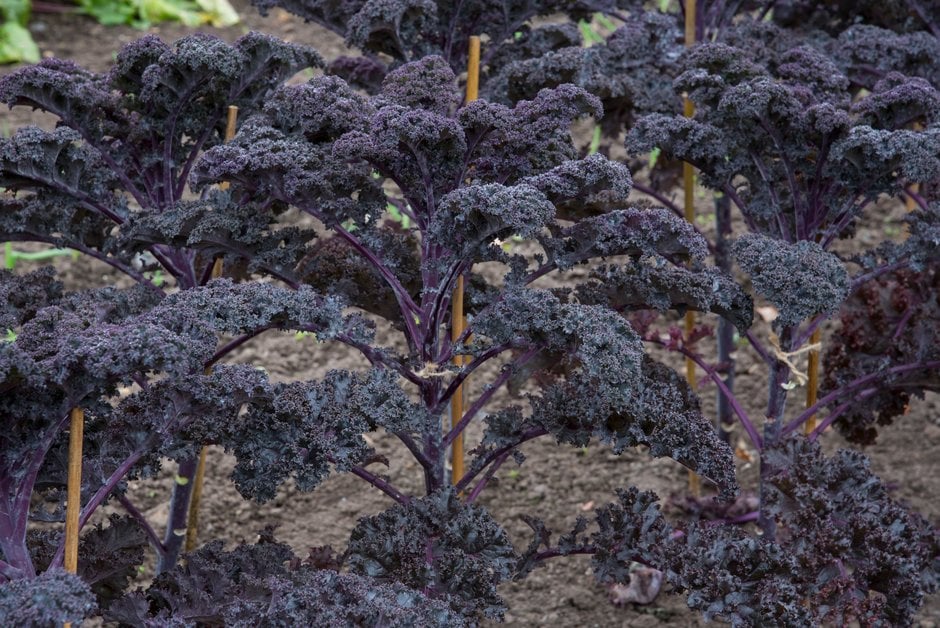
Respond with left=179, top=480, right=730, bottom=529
left=540, top=207, right=709, bottom=270
left=430, top=183, right=555, bottom=265
left=531, top=356, right=738, bottom=498
left=832, top=25, right=940, bottom=89
left=347, top=488, right=517, bottom=620
left=224, top=368, right=418, bottom=501
left=473, top=289, right=737, bottom=495
left=576, top=262, right=753, bottom=333
left=378, top=53, right=458, bottom=113
left=590, top=487, right=675, bottom=584
left=250, top=0, right=628, bottom=91
left=664, top=524, right=811, bottom=627
left=762, top=437, right=940, bottom=626
left=473, top=84, right=602, bottom=182
left=300, top=230, right=421, bottom=326
left=0, top=267, right=62, bottom=331
left=852, top=72, right=940, bottom=130
left=157, top=278, right=371, bottom=343
left=832, top=125, right=940, bottom=191
left=327, top=54, right=388, bottom=92
left=77, top=515, right=148, bottom=608
left=823, top=267, right=940, bottom=444
left=108, top=531, right=466, bottom=626
left=108, top=364, right=270, bottom=462
left=519, top=154, right=633, bottom=220
left=0, top=569, right=96, bottom=626
left=4, top=302, right=214, bottom=396
left=772, top=0, right=939, bottom=36
left=120, top=192, right=316, bottom=279
left=193, top=104, right=383, bottom=228
left=733, top=233, right=849, bottom=328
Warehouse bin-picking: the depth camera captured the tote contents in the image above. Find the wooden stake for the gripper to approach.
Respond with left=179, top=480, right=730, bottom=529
left=683, top=0, right=701, bottom=497
left=63, top=407, right=84, bottom=628
left=218, top=105, right=239, bottom=192
left=804, top=328, right=821, bottom=434
left=451, top=36, right=481, bottom=487
left=184, top=106, right=237, bottom=554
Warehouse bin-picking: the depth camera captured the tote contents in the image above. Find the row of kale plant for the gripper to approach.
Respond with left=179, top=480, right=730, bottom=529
left=0, top=1, right=939, bottom=625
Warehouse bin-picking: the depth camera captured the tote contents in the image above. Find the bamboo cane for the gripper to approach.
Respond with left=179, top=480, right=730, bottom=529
left=184, top=106, right=238, bottom=554
left=804, top=328, right=821, bottom=434
left=683, top=0, right=701, bottom=497
left=63, top=407, right=84, bottom=628
left=451, top=36, right=481, bottom=487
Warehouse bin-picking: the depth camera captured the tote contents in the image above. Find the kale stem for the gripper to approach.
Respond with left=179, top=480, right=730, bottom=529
left=116, top=494, right=166, bottom=553
left=646, top=337, right=762, bottom=449
left=782, top=360, right=940, bottom=435
left=806, top=389, right=878, bottom=441
left=455, top=427, right=548, bottom=494
left=759, top=327, right=794, bottom=540
left=431, top=342, right=513, bottom=415
left=348, top=466, right=410, bottom=505
left=0, top=558, right=23, bottom=581
left=465, top=451, right=510, bottom=504
left=157, top=458, right=199, bottom=573
left=442, top=348, right=539, bottom=449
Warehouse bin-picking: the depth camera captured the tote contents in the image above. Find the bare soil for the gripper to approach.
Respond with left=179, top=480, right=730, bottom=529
left=3, top=5, right=939, bottom=626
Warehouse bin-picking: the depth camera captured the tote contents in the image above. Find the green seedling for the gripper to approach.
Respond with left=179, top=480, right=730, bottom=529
left=588, top=125, right=602, bottom=155
left=4, top=242, right=76, bottom=270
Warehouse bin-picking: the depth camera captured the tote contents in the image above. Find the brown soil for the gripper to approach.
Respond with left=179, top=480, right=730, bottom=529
left=3, top=5, right=939, bottom=627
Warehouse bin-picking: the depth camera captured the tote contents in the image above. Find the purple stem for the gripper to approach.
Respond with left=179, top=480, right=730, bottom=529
left=851, top=259, right=913, bottom=289
left=116, top=493, right=166, bottom=554
left=336, top=333, right=424, bottom=388
left=333, top=226, right=422, bottom=349
left=792, top=314, right=827, bottom=350
left=705, top=510, right=760, bottom=527
left=631, top=181, right=683, bottom=218
left=348, top=465, right=410, bottom=505
left=455, top=427, right=548, bottom=494
left=905, top=0, right=940, bottom=39
left=3, top=411, right=72, bottom=577
left=391, top=430, right=433, bottom=471
left=0, top=559, right=22, bottom=581
left=204, top=326, right=273, bottom=369
left=431, top=342, right=513, bottom=415
left=782, top=360, right=940, bottom=435
left=157, top=458, right=198, bottom=573
left=442, top=348, right=540, bottom=448
left=646, top=337, right=763, bottom=449
left=532, top=546, right=600, bottom=564
left=807, top=390, right=878, bottom=441
left=759, top=327, right=794, bottom=540
left=743, top=329, right=774, bottom=366
left=51, top=444, right=153, bottom=568
left=466, top=451, right=510, bottom=503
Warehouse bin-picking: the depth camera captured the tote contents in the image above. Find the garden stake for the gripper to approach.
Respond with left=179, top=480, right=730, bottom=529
left=63, top=407, right=84, bottom=628
left=451, top=36, right=480, bottom=488
left=184, top=106, right=238, bottom=554
left=683, top=0, right=701, bottom=497
left=804, top=328, right=821, bottom=434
